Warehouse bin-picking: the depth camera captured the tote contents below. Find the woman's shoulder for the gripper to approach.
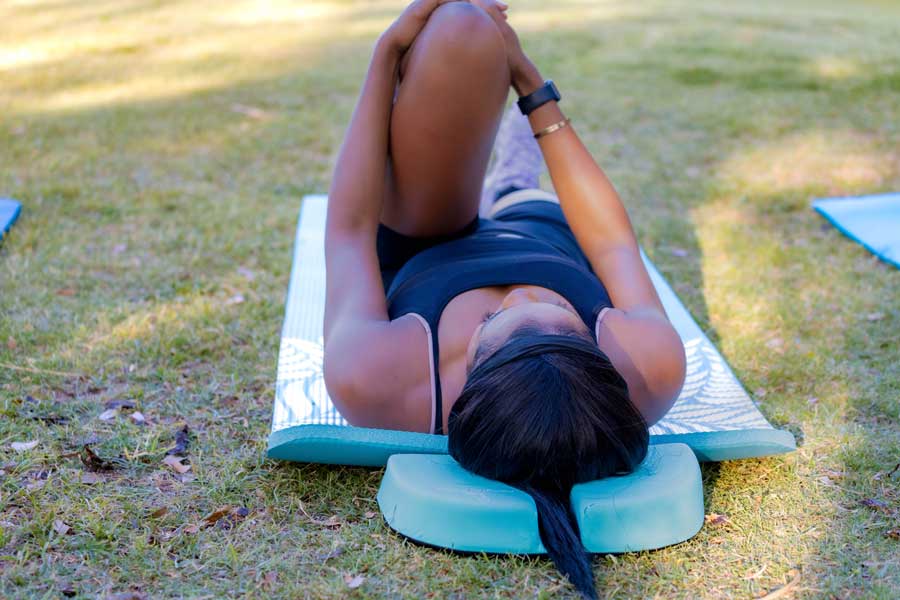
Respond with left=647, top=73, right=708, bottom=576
left=323, top=313, right=434, bottom=433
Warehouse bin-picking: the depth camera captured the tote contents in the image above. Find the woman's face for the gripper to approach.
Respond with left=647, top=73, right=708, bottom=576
left=465, top=287, right=591, bottom=373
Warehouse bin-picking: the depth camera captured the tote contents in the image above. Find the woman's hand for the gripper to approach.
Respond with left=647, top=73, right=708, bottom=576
left=467, top=0, right=534, bottom=91
left=379, top=0, right=467, bottom=57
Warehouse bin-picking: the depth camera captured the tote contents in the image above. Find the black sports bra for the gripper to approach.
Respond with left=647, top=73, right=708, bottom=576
left=385, top=222, right=613, bottom=434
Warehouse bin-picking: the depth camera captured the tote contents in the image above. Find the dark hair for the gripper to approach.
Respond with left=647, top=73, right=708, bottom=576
left=447, top=326, right=649, bottom=599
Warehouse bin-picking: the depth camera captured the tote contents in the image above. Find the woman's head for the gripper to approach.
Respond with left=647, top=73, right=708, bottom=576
left=448, top=322, right=649, bottom=599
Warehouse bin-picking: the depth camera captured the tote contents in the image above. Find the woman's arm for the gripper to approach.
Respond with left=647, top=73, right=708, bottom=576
left=467, top=2, right=685, bottom=414
left=514, top=61, right=667, bottom=315
left=323, top=1, right=462, bottom=430
left=322, top=37, right=402, bottom=423
left=324, top=36, right=397, bottom=336
left=516, top=60, right=686, bottom=415
left=471, top=2, right=666, bottom=315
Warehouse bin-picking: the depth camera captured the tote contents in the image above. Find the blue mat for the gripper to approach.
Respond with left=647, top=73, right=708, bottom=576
left=268, top=194, right=796, bottom=465
left=0, top=198, right=21, bottom=241
left=813, top=192, right=900, bottom=269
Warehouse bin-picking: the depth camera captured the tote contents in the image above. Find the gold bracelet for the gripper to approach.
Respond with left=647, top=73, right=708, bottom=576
left=533, top=117, right=571, bottom=139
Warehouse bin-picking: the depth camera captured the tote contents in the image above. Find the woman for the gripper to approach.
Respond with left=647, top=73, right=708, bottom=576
left=323, top=1, right=686, bottom=597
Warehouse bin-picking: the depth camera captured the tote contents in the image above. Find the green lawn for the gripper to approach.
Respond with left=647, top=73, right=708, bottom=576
left=1, top=0, right=899, bottom=597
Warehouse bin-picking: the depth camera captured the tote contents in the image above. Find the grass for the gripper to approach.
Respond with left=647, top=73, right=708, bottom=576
left=1, top=0, right=899, bottom=597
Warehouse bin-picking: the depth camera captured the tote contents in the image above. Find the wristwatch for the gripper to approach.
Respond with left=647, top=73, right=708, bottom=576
left=516, top=79, right=561, bottom=116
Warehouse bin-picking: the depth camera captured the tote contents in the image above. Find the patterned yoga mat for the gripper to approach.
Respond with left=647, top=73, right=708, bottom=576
left=269, top=194, right=795, bottom=465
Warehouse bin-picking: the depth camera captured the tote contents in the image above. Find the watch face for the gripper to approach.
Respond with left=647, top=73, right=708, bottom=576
left=548, top=80, right=560, bottom=100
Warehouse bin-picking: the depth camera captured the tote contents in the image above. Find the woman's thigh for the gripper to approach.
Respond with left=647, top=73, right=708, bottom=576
left=380, top=2, right=510, bottom=237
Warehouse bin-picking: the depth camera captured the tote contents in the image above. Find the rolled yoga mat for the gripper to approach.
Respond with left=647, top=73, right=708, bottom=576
left=813, top=192, right=900, bottom=269
left=268, top=194, right=796, bottom=466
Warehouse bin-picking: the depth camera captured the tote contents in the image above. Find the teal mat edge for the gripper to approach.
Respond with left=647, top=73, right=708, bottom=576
left=0, top=198, right=21, bottom=238
left=812, top=195, right=900, bottom=269
left=267, top=424, right=796, bottom=466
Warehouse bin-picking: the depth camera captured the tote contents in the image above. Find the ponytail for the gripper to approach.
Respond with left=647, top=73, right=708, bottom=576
left=448, top=329, right=649, bottom=598
left=522, top=484, right=597, bottom=600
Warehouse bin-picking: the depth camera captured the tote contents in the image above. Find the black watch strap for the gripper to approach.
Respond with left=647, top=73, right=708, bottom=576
left=517, top=79, right=561, bottom=116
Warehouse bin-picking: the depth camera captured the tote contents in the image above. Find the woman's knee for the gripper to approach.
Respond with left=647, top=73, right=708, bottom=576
left=399, top=2, right=508, bottom=83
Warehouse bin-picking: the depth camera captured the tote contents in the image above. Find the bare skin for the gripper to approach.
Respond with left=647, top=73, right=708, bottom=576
left=323, top=0, right=686, bottom=434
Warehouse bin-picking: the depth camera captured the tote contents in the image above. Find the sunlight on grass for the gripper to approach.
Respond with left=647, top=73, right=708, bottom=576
left=513, top=1, right=650, bottom=30
left=717, top=130, right=897, bottom=199
left=1, top=0, right=341, bottom=114
left=2, top=0, right=655, bottom=115
left=83, top=295, right=217, bottom=349
left=813, top=56, right=861, bottom=80
left=213, top=0, right=357, bottom=26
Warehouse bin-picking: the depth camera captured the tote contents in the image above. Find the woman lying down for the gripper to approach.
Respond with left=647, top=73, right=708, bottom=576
left=322, top=0, right=686, bottom=597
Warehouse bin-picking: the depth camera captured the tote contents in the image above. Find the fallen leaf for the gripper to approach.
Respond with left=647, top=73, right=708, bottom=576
left=203, top=506, right=233, bottom=527
left=56, top=287, right=77, bottom=296
left=166, top=424, right=190, bottom=456
left=98, top=408, right=119, bottom=421
left=364, top=511, right=377, bottom=519
left=148, top=507, right=168, bottom=519
left=178, top=473, right=196, bottom=483
left=705, top=513, right=731, bottom=526
left=80, top=445, right=119, bottom=471
left=262, top=571, right=278, bottom=589
left=866, top=312, right=885, bottom=322
left=324, top=514, right=342, bottom=529
left=81, top=472, right=103, bottom=485
left=53, top=519, right=71, bottom=535
left=183, top=523, right=200, bottom=534
left=10, top=440, right=38, bottom=452
left=162, top=455, right=191, bottom=474
left=343, top=574, right=365, bottom=589
left=822, top=469, right=845, bottom=481
left=104, top=399, right=135, bottom=410
left=130, top=411, right=146, bottom=424
left=202, top=505, right=249, bottom=530
left=219, top=507, right=249, bottom=530
left=860, top=498, right=890, bottom=512
left=6, top=337, right=16, bottom=350
left=886, top=529, right=900, bottom=540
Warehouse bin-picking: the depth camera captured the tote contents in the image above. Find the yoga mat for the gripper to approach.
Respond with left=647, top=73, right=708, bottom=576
left=269, top=194, right=796, bottom=466
left=0, top=198, right=21, bottom=241
left=813, top=192, right=900, bottom=269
